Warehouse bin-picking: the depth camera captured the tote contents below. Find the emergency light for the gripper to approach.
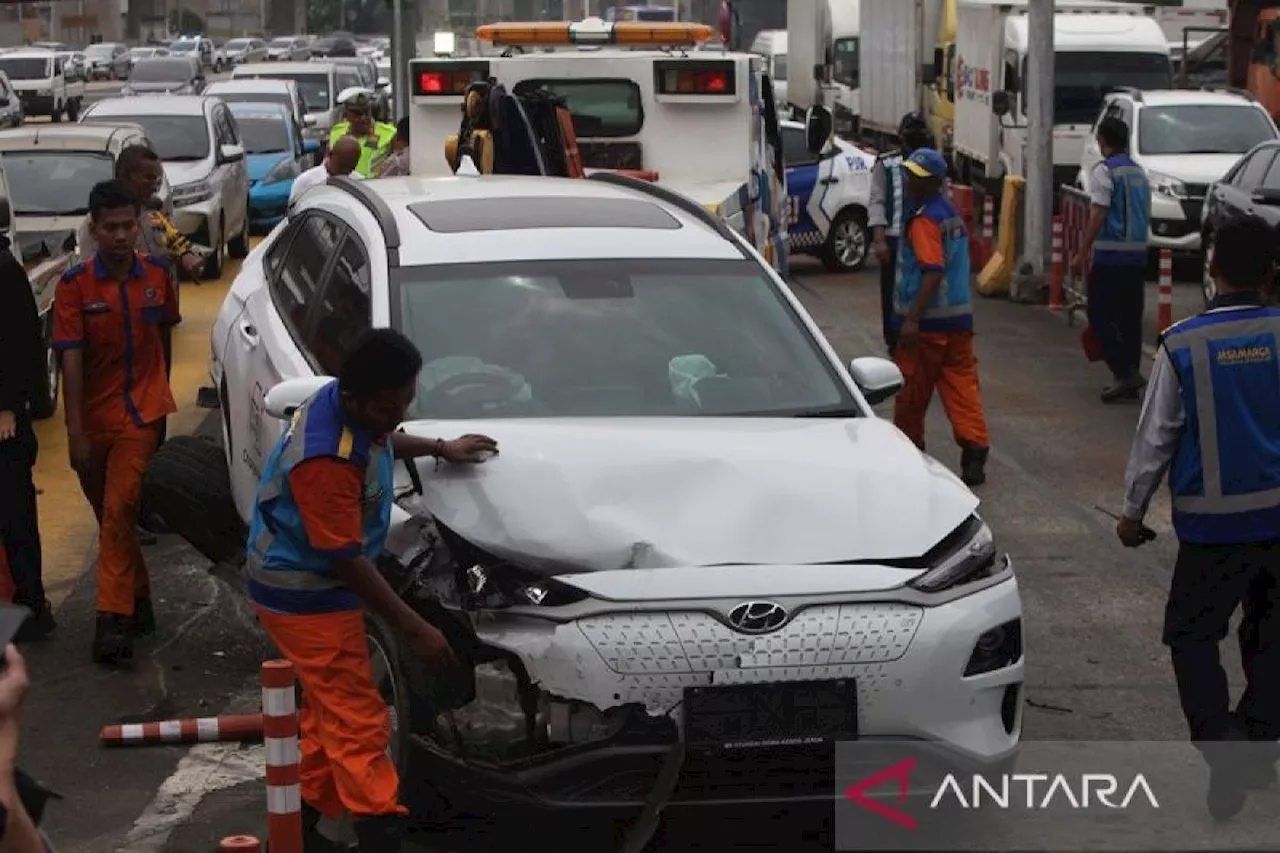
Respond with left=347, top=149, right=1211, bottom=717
left=475, top=17, right=714, bottom=48
left=654, top=59, right=735, bottom=96
left=411, top=60, right=490, bottom=97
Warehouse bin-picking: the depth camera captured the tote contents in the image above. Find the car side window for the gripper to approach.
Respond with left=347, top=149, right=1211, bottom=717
left=1236, top=149, right=1276, bottom=189
left=309, top=234, right=372, bottom=376
left=272, top=213, right=342, bottom=350
left=1262, top=154, right=1280, bottom=191
left=781, top=126, right=816, bottom=168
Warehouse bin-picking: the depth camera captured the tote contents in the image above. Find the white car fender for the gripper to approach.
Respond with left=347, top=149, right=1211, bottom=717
left=805, top=142, right=874, bottom=236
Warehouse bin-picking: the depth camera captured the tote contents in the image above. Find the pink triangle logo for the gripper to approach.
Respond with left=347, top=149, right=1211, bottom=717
left=843, top=756, right=918, bottom=829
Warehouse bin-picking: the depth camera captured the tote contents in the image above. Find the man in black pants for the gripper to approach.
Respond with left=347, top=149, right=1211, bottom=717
left=0, top=232, right=54, bottom=641
left=1117, top=216, right=1280, bottom=821
left=869, top=114, right=934, bottom=354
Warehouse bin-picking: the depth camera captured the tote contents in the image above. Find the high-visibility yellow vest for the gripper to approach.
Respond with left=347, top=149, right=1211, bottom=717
left=328, top=121, right=397, bottom=177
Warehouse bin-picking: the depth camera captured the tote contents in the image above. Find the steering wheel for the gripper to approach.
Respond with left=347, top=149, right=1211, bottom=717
left=419, top=371, right=524, bottom=411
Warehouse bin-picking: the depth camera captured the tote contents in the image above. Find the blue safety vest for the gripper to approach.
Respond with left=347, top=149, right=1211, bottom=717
left=894, top=194, right=973, bottom=332
left=1163, top=305, right=1280, bottom=544
left=1094, top=153, right=1150, bottom=267
left=245, top=380, right=395, bottom=614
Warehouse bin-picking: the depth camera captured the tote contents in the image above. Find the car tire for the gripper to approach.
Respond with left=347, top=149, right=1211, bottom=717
left=30, top=316, right=58, bottom=420
left=1202, top=235, right=1216, bottom=310
left=821, top=207, right=870, bottom=273
left=204, top=216, right=225, bottom=278
left=140, top=434, right=247, bottom=566
left=229, top=204, right=251, bottom=259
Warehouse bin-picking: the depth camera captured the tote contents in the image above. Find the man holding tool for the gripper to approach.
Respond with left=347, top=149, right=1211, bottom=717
left=246, top=328, right=496, bottom=852
left=1117, top=216, right=1280, bottom=821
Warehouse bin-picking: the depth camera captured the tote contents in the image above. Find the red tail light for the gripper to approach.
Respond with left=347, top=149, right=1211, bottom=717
left=654, top=59, right=736, bottom=96
left=409, top=60, right=490, bottom=97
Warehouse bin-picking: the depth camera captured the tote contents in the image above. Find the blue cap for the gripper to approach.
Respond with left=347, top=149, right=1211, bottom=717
left=903, top=148, right=948, bottom=179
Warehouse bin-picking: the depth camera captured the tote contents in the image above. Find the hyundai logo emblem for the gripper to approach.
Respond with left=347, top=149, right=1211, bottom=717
left=727, top=601, right=788, bottom=634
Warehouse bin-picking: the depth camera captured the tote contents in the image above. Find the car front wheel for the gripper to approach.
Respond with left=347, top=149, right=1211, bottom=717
left=821, top=207, right=870, bottom=273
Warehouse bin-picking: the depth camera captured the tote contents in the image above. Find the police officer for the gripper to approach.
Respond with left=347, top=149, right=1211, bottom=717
left=869, top=113, right=934, bottom=354
left=329, top=89, right=396, bottom=178
left=1071, top=116, right=1151, bottom=403
left=1117, top=216, right=1280, bottom=820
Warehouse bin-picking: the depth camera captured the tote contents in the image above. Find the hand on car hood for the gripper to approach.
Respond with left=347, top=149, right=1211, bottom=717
left=401, top=417, right=978, bottom=572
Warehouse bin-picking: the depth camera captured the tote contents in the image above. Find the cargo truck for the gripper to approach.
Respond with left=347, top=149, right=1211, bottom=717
left=831, top=0, right=861, bottom=135
left=952, top=0, right=1172, bottom=190
left=784, top=0, right=835, bottom=118
left=858, top=0, right=946, bottom=150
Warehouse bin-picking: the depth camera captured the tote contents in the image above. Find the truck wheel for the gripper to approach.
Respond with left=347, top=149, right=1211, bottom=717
left=141, top=434, right=246, bottom=566
left=821, top=207, right=870, bottom=273
left=30, top=316, right=58, bottom=420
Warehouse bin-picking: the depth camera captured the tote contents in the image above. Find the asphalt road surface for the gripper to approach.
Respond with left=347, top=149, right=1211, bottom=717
left=15, top=250, right=1269, bottom=852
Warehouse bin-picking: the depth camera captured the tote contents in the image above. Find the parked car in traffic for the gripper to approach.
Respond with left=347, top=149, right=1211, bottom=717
left=205, top=78, right=312, bottom=165
left=223, top=38, right=268, bottom=65
left=84, top=42, right=130, bottom=80
left=0, top=49, right=79, bottom=121
left=80, top=95, right=250, bottom=277
left=308, top=34, right=358, bottom=58
left=0, top=72, right=22, bottom=129
left=232, top=61, right=341, bottom=146
left=129, top=46, right=170, bottom=67
left=265, top=36, right=311, bottom=62
left=226, top=101, right=318, bottom=229
left=56, top=50, right=88, bottom=83
left=123, top=56, right=206, bottom=95
left=1199, top=137, right=1280, bottom=307
left=169, top=37, right=218, bottom=70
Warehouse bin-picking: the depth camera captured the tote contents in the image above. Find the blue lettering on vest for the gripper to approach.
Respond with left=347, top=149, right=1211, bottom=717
left=1094, top=153, right=1150, bottom=267
left=893, top=194, right=973, bottom=333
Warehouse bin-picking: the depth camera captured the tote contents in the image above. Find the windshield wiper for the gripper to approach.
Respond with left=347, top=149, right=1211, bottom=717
left=165, top=155, right=206, bottom=162
left=790, top=406, right=862, bottom=418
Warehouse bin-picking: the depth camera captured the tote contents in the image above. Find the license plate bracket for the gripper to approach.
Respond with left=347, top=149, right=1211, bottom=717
left=682, top=678, right=858, bottom=752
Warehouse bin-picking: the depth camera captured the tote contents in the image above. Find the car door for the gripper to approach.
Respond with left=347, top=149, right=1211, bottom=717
left=214, top=103, right=249, bottom=232
left=1219, top=147, right=1277, bottom=222
left=234, top=212, right=345, bottom=517
left=782, top=124, right=824, bottom=244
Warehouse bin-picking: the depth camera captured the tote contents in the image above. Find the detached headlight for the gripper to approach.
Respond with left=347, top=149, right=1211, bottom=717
left=1149, top=171, right=1187, bottom=200
left=172, top=181, right=214, bottom=206
left=464, top=559, right=588, bottom=609
left=908, top=516, right=1003, bottom=594
left=262, top=158, right=301, bottom=185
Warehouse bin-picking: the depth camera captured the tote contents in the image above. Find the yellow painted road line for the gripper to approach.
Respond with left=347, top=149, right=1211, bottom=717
left=34, top=253, right=250, bottom=605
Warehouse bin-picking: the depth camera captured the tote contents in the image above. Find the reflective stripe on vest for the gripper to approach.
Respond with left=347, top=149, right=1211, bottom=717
left=893, top=198, right=973, bottom=328
left=1164, top=308, right=1280, bottom=544
left=1095, top=157, right=1150, bottom=256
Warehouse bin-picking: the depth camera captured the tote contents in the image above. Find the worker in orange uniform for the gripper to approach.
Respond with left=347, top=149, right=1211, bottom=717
left=52, top=180, right=180, bottom=666
left=892, top=148, right=990, bottom=487
left=246, top=329, right=497, bottom=853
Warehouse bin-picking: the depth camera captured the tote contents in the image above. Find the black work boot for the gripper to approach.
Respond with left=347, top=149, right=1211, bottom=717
left=13, top=599, right=56, bottom=643
left=1101, top=373, right=1146, bottom=404
left=130, top=596, right=157, bottom=637
left=352, top=814, right=405, bottom=853
left=301, top=802, right=338, bottom=852
left=91, top=612, right=134, bottom=668
left=960, top=446, right=989, bottom=488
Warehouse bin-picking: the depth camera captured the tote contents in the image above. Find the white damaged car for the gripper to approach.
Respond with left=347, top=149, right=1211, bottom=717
left=142, top=169, right=1023, bottom=827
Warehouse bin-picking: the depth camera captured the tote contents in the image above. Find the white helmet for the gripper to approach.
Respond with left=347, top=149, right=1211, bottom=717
left=338, top=86, right=375, bottom=110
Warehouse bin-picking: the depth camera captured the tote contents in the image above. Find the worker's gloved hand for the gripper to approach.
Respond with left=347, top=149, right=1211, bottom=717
left=406, top=620, right=458, bottom=672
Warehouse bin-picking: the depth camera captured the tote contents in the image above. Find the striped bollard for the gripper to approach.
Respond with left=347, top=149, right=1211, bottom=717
left=1049, top=216, right=1065, bottom=308
left=262, top=660, right=303, bottom=853
left=1158, top=249, right=1174, bottom=334
left=982, top=192, right=996, bottom=257
left=219, top=836, right=262, bottom=852
left=99, top=713, right=264, bottom=747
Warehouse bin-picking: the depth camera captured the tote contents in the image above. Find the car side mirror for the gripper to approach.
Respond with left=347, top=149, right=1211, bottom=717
left=849, top=356, right=904, bottom=406
left=302, top=138, right=321, bottom=154
left=992, top=91, right=1013, bottom=117
left=219, top=143, right=244, bottom=162
left=805, top=105, right=833, bottom=154
left=264, top=376, right=333, bottom=419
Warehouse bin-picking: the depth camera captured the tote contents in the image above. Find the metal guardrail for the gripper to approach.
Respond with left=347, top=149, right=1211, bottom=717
left=1058, top=184, right=1092, bottom=326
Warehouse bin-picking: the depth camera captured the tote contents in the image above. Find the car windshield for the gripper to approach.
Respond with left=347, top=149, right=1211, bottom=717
left=0, top=151, right=115, bottom=215
left=234, top=115, right=290, bottom=153
left=170, top=41, right=199, bottom=53
left=833, top=37, right=859, bottom=88
left=0, top=58, right=50, bottom=80
left=86, top=114, right=208, bottom=160
left=226, top=39, right=252, bottom=50
left=395, top=259, right=855, bottom=420
left=214, top=91, right=290, bottom=113
left=250, top=73, right=329, bottom=110
left=772, top=54, right=788, bottom=82
left=130, top=59, right=192, bottom=83
left=1139, top=104, right=1277, bottom=155
left=85, top=45, right=115, bottom=58
left=269, top=38, right=294, bottom=48
left=1051, top=51, right=1172, bottom=125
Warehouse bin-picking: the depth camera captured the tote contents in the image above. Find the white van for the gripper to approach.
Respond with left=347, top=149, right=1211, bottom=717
left=0, top=49, right=76, bottom=121
left=749, top=29, right=788, bottom=110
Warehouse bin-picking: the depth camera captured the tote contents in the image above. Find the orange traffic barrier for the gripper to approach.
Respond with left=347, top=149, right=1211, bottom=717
left=948, top=184, right=986, bottom=272
left=1049, top=215, right=1065, bottom=309
left=219, top=836, right=261, bottom=852
left=99, top=713, right=264, bottom=747
left=262, top=659, right=302, bottom=853
left=1157, top=249, right=1174, bottom=335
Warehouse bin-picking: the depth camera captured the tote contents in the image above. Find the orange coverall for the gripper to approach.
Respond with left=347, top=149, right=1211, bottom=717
left=892, top=217, right=989, bottom=451
left=51, top=253, right=179, bottom=617
left=255, top=456, right=407, bottom=819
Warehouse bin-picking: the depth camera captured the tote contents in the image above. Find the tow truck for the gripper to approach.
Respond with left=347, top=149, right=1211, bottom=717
left=405, top=16, right=798, bottom=275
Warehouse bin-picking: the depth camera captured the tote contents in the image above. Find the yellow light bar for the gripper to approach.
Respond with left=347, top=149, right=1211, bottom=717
left=476, top=19, right=714, bottom=48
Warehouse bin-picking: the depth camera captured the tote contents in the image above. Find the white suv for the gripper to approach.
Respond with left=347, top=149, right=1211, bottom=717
left=1078, top=88, right=1279, bottom=255
left=142, top=173, right=1024, bottom=822
left=80, top=95, right=251, bottom=277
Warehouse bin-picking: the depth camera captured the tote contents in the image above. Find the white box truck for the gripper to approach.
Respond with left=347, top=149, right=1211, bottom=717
left=830, top=0, right=861, bottom=135
left=784, top=0, right=835, bottom=118
left=952, top=0, right=1172, bottom=190
left=858, top=0, right=946, bottom=148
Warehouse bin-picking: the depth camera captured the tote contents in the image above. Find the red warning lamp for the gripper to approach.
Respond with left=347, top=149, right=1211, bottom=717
left=409, top=60, right=490, bottom=97
left=700, top=71, right=729, bottom=93
left=655, top=60, right=736, bottom=96
left=419, top=71, right=446, bottom=93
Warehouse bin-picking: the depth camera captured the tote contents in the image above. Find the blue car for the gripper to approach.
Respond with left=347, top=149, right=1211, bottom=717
left=228, top=100, right=319, bottom=231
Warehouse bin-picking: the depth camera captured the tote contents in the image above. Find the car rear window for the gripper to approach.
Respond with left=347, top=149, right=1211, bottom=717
left=512, top=78, right=643, bottom=138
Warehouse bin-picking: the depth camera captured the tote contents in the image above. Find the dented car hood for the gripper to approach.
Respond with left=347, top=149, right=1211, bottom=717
left=401, top=417, right=977, bottom=572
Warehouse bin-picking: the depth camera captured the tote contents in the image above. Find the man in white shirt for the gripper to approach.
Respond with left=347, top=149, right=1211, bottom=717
left=289, top=136, right=363, bottom=207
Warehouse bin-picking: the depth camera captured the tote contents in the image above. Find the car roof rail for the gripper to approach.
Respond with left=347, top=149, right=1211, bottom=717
left=1199, top=83, right=1255, bottom=102
left=585, top=171, right=750, bottom=258
left=1111, top=86, right=1143, bottom=102
left=326, top=175, right=402, bottom=266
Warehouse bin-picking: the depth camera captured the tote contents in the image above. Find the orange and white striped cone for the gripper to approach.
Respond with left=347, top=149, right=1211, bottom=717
left=262, top=660, right=303, bottom=853
left=219, top=836, right=261, bottom=852
left=99, top=713, right=264, bottom=747
left=1049, top=216, right=1065, bottom=308
left=1158, top=249, right=1174, bottom=335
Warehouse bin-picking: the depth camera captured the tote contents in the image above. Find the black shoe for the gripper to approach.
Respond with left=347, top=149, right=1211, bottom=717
left=352, top=814, right=405, bottom=853
left=91, top=613, right=135, bottom=668
left=960, top=446, right=989, bottom=487
left=130, top=597, right=156, bottom=637
left=1101, top=374, right=1146, bottom=404
left=13, top=601, right=55, bottom=643
left=301, top=802, right=338, bottom=853
left=1204, top=740, right=1249, bottom=821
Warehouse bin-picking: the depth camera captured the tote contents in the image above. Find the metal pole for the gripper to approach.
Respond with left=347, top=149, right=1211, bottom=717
left=391, top=0, right=406, bottom=119
left=1016, top=0, right=1053, bottom=302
